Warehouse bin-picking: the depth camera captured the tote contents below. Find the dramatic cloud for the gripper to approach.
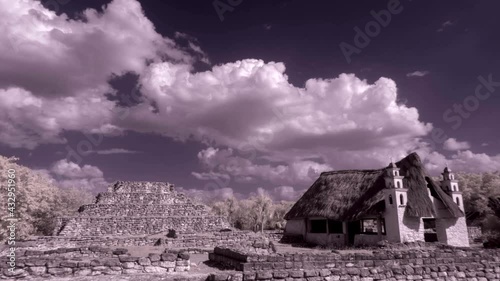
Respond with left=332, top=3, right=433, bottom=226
left=0, top=0, right=190, bottom=97
left=0, top=0, right=192, bottom=148
left=174, top=31, right=211, bottom=64
left=443, top=138, right=471, bottom=151
left=50, top=159, right=108, bottom=190
left=406, top=70, right=430, bottom=77
left=0, top=87, right=115, bottom=149
left=1, top=0, right=498, bottom=195
left=193, top=147, right=332, bottom=186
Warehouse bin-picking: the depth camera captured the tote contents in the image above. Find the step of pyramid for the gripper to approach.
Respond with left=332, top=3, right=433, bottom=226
left=57, top=216, right=230, bottom=236
left=107, top=181, right=175, bottom=193
left=78, top=203, right=210, bottom=217
left=95, top=192, right=192, bottom=204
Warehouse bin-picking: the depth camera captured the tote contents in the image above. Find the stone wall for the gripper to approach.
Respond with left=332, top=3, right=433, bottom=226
left=77, top=203, right=209, bottom=217
left=437, top=216, right=470, bottom=247
left=209, top=245, right=500, bottom=280
left=94, top=192, right=190, bottom=205
left=58, top=216, right=231, bottom=236
left=26, top=231, right=268, bottom=249
left=1, top=246, right=190, bottom=279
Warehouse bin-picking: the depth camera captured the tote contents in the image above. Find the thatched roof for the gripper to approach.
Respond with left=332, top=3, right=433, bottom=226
left=285, top=152, right=463, bottom=221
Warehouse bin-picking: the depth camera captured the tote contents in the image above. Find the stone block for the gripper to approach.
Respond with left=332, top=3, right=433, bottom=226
left=119, top=256, right=140, bottom=262
left=103, top=258, right=121, bottom=267
left=243, top=272, right=256, bottom=281
left=304, top=270, right=319, bottom=277
left=175, top=265, right=190, bottom=272
left=273, top=271, right=289, bottom=279
left=176, top=260, right=190, bottom=266
left=144, top=266, right=168, bottom=273
left=27, top=266, right=46, bottom=275
left=148, top=253, right=161, bottom=262
left=60, top=261, right=79, bottom=268
left=48, top=267, right=73, bottom=276
left=161, top=253, right=177, bottom=262
left=112, top=248, right=128, bottom=255
left=290, top=270, right=305, bottom=278
left=159, top=261, right=176, bottom=268
left=256, top=271, right=273, bottom=280
left=123, top=268, right=142, bottom=274
left=74, top=269, right=92, bottom=276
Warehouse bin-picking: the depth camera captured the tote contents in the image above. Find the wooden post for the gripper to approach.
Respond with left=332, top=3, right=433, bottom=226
left=343, top=221, right=348, bottom=246
left=377, top=217, right=383, bottom=240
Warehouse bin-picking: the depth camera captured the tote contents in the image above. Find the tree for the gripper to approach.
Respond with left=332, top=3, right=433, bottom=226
left=0, top=155, right=93, bottom=241
left=456, top=172, right=500, bottom=225
left=250, top=192, right=274, bottom=233
left=270, top=201, right=294, bottom=229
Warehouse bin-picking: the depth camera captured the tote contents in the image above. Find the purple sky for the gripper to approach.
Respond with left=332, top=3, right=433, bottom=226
left=1, top=0, right=499, bottom=201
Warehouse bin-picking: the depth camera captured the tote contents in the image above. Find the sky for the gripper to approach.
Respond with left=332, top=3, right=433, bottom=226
left=0, top=0, right=499, bottom=201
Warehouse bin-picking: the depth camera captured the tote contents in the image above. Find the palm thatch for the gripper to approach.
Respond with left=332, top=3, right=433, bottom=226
left=285, top=152, right=464, bottom=221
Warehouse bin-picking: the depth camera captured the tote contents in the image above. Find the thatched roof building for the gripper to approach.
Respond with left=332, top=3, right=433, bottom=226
left=284, top=152, right=469, bottom=247
left=285, top=152, right=463, bottom=221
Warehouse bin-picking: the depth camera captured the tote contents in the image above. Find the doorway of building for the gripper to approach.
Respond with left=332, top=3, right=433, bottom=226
left=347, top=221, right=360, bottom=245
left=423, top=218, right=438, bottom=242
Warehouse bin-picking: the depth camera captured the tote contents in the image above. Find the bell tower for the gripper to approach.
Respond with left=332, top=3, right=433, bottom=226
left=383, top=161, right=409, bottom=242
left=384, top=162, right=408, bottom=207
left=441, top=166, right=464, bottom=212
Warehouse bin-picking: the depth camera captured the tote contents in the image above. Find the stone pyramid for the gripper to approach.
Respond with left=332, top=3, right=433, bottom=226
left=55, top=181, right=230, bottom=236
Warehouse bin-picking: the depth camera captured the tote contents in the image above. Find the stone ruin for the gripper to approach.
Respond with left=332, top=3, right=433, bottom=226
left=53, top=181, right=230, bottom=237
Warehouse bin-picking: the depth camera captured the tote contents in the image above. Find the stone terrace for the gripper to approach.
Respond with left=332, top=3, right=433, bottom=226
left=54, top=181, right=230, bottom=237
left=208, top=245, right=500, bottom=281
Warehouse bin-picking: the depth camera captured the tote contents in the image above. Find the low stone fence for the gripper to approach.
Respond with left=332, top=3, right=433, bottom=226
left=209, top=246, right=500, bottom=280
left=24, top=230, right=268, bottom=249
left=1, top=246, right=190, bottom=279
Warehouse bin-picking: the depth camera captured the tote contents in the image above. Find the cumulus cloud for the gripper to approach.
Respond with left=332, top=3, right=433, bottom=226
left=127, top=60, right=432, bottom=171
left=193, top=147, right=332, bottom=186
left=267, top=186, right=306, bottom=201
left=0, top=0, right=191, bottom=97
left=177, top=186, right=239, bottom=203
left=443, top=138, right=471, bottom=151
left=406, top=70, right=430, bottom=77
left=0, top=87, right=115, bottom=149
left=1, top=0, right=498, bottom=195
left=174, top=31, right=210, bottom=64
left=49, top=159, right=108, bottom=190
left=0, top=0, right=193, bottom=149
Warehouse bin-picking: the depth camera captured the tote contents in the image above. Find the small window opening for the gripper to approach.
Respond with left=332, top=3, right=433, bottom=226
left=309, top=220, right=327, bottom=233
left=400, top=194, right=405, bottom=205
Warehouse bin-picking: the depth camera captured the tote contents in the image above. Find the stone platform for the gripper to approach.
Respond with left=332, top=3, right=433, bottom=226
left=54, top=181, right=230, bottom=237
